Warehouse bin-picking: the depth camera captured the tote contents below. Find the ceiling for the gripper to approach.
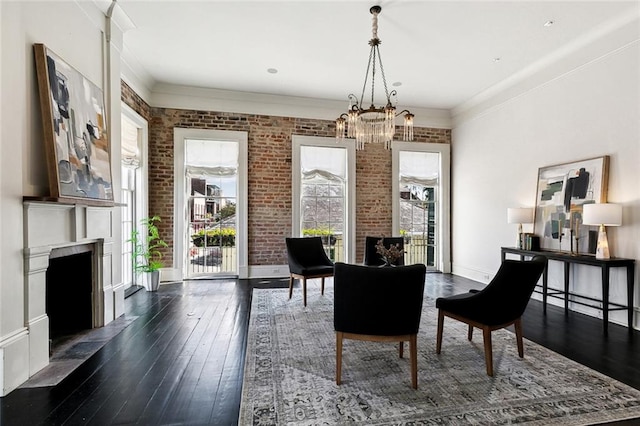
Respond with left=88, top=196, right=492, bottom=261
left=112, top=1, right=638, bottom=112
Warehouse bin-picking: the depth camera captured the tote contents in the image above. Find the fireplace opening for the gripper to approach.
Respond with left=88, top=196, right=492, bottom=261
left=46, top=249, right=94, bottom=341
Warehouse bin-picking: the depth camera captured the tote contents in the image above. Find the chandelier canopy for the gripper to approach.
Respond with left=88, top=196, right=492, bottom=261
left=336, top=5, right=414, bottom=150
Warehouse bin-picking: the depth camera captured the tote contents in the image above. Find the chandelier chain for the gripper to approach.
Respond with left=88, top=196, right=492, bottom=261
left=359, top=46, right=376, bottom=108
left=375, top=45, right=391, bottom=104
left=370, top=48, right=377, bottom=106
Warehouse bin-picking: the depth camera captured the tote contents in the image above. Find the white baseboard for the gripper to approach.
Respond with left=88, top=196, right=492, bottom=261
left=451, top=263, right=493, bottom=285
left=249, top=265, right=290, bottom=279
left=158, top=266, right=290, bottom=281
left=160, top=268, right=181, bottom=282
left=0, top=328, right=29, bottom=396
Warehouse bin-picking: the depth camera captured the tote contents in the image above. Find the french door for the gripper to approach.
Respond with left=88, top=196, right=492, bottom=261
left=174, top=129, right=248, bottom=279
left=392, top=141, right=451, bottom=272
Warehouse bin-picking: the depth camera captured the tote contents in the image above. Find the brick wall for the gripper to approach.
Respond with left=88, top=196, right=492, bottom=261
left=121, top=81, right=451, bottom=268
left=121, top=81, right=152, bottom=122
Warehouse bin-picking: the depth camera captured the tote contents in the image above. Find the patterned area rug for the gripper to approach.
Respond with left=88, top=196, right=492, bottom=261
left=239, top=288, right=640, bottom=425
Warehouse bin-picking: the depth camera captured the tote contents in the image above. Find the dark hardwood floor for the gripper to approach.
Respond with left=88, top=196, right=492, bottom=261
left=1, top=273, right=639, bottom=425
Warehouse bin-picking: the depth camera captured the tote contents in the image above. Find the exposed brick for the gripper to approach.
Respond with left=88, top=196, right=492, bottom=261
left=121, top=81, right=451, bottom=267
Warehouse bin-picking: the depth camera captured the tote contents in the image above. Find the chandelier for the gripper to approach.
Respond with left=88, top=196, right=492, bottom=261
left=336, top=5, right=414, bottom=150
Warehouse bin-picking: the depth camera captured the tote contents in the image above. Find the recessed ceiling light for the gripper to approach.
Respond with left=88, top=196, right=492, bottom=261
left=544, top=20, right=554, bottom=27
left=267, top=68, right=278, bottom=74
left=392, top=81, right=402, bottom=87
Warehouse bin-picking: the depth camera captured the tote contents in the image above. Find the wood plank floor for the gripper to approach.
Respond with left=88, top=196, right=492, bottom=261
left=1, top=273, right=639, bottom=425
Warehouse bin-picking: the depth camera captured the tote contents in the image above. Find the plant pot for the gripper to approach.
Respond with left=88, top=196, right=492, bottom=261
left=143, top=270, right=161, bottom=292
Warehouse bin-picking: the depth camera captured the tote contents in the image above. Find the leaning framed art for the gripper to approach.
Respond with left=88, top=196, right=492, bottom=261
left=533, top=156, right=609, bottom=253
left=33, top=43, right=113, bottom=202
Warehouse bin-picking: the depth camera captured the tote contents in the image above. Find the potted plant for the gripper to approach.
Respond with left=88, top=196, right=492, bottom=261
left=130, top=216, right=168, bottom=291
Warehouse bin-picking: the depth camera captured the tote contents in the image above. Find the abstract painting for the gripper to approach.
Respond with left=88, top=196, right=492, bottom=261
left=534, top=156, right=609, bottom=253
left=34, top=44, right=113, bottom=202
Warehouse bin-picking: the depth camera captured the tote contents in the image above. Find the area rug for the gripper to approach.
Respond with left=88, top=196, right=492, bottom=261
left=239, top=288, right=640, bottom=425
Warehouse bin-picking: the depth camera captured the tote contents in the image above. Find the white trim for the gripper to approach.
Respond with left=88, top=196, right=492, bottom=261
left=248, top=265, right=290, bottom=279
left=392, top=141, right=451, bottom=273
left=121, top=103, right=148, bottom=222
left=121, top=103, right=149, bottom=288
left=291, top=135, right=356, bottom=263
left=0, top=328, right=29, bottom=347
left=451, top=263, right=493, bottom=285
left=452, top=9, right=640, bottom=127
left=173, top=128, right=249, bottom=279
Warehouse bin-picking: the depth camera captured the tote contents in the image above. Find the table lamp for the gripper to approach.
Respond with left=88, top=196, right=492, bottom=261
left=507, top=207, right=533, bottom=249
left=582, top=203, right=622, bottom=259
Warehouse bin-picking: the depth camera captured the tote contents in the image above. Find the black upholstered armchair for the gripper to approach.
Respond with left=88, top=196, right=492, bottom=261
left=334, top=262, right=427, bottom=389
left=435, top=255, right=547, bottom=376
left=363, top=236, right=405, bottom=266
left=285, top=237, right=334, bottom=307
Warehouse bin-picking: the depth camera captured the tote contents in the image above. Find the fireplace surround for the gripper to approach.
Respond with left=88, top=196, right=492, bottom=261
left=23, top=200, right=122, bottom=378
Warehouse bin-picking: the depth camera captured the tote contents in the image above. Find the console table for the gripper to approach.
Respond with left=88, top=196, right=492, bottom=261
left=501, top=247, right=635, bottom=334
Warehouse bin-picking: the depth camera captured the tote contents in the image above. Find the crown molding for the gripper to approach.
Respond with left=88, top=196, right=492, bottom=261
left=149, top=83, right=452, bottom=129
left=452, top=7, right=640, bottom=127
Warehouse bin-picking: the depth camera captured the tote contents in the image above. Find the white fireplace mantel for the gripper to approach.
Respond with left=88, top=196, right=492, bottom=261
left=20, top=200, right=122, bottom=379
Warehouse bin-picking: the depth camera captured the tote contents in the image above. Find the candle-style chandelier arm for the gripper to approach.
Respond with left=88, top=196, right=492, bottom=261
left=386, top=90, right=397, bottom=108
left=347, top=94, right=360, bottom=109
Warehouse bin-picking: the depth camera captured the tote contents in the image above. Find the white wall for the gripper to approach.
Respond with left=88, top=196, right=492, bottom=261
left=451, top=12, right=640, bottom=327
left=0, top=0, right=124, bottom=395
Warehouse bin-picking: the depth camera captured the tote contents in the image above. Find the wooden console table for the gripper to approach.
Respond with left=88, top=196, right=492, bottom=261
left=501, top=247, right=636, bottom=334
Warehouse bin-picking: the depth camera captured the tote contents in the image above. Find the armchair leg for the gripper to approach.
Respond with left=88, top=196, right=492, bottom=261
left=303, top=278, right=308, bottom=307
left=321, top=277, right=325, bottom=295
left=288, top=275, right=294, bottom=300
left=410, top=334, right=418, bottom=389
left=482, top=327, right=493, bottom=376
left=399, top=342, right=404, bottom=358
left=436, top=310, right=444, bottom=354
left=336, top=332, right=343, bottom=385
left=468, top=325, right=474, bottom=341
left=514, top=318, right=524, bottom=358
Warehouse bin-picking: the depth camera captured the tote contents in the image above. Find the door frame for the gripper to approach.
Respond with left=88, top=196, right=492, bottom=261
left=173, top=128, right=249, bottom=279
left=392, top=141, right=451, bottom=273
left=121, top=103, right=149, bottom=288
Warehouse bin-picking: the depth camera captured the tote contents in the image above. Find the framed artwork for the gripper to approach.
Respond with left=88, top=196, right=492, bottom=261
left=533, top=156, right=609, bottom=253
left=34, top=43, right=113, bottom=202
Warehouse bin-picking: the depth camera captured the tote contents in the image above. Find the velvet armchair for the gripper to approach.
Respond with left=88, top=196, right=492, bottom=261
left=334, top=262, right=426, bottom=389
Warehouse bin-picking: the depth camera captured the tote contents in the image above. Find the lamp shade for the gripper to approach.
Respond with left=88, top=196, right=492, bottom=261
left=507, top=207, right=533, bottom=224
left=582, top=203, right=622, bottom=226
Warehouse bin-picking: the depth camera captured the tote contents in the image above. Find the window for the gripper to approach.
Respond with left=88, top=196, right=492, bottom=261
left=292, top=136, right=356, bottom=263
left=392, top=142, right=451, bottom=272
left=120, top=105, right=148, bottom=289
